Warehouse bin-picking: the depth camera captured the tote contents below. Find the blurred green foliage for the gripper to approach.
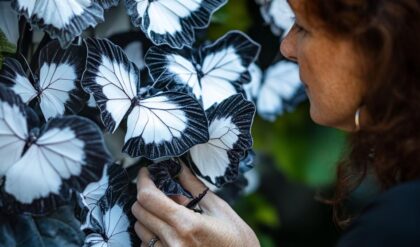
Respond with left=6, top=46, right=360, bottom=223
left=233, top=193, right=280, bottom=247
left=253, top=103, right=347, bottom=187
left=207, top=0, right=251, bottom=38
left=235, top=193, right=281, bottom=228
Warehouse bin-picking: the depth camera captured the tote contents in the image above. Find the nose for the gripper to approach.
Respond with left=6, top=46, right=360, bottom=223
left=280, top=31, right=298, bottom=62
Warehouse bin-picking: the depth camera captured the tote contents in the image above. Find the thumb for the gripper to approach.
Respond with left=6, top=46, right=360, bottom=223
left=177, top=162, right=219, bottom=210
left=177, top=162, right=208, bottom=197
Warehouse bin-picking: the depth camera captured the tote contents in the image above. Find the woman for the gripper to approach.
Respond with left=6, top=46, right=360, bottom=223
left=131, top=0, right=420, bottom=246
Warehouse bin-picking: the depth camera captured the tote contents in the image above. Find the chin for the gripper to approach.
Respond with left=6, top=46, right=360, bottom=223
left=309, top=106, right=325, bottom=126
left=309, top=105, right=333, bottom=128
left=309, top=106, right=355, bottom=131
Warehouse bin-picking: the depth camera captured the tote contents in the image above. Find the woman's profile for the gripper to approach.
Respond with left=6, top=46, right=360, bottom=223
left=131, top=0, right=420, bottom=246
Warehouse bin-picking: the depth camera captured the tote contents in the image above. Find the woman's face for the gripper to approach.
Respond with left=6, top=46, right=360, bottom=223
left=280, top=0, right=366, bottom=131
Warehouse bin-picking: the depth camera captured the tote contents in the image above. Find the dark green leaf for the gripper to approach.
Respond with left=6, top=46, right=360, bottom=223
left=0, top=206, right=84, bottom=247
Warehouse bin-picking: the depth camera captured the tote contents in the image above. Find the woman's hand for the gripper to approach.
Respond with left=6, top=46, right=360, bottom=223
left=131, top=164, right=260, bottom=247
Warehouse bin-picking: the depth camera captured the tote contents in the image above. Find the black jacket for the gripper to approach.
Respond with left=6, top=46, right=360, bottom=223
left=337, top=179, right=420, bottom=247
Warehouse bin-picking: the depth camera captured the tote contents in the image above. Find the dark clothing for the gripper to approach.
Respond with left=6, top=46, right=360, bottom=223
left=337, top=179, right=420, bottom=247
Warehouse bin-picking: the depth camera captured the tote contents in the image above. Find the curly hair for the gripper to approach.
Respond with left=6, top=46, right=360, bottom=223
left=302, top=0, right=420, bottom=227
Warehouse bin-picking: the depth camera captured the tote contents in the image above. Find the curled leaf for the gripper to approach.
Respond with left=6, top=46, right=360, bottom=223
left=148, top=160, right=193, bottom=199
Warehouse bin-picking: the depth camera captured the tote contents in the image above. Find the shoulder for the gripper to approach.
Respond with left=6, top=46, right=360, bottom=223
left=337, top=179, right=420, bottom=247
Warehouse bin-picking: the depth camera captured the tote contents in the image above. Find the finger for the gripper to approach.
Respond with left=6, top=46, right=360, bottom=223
left=140, top=239, right=164, bottom=247
left=137, top=167, right=192, bottom=225
left=134, top=221, right=153, bottom=242
left=177, top=162, right=208, bottom=196
left=134, top=222, right=164, bottom=247
left=178, top=162, right=216, bottom=209
left=169, top=194, right=193, bottom=206
left=131, top=201, right=169, bottom=238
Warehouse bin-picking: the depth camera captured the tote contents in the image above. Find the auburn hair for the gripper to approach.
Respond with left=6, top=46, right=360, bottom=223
left=302, top=0, right=420, bottom=227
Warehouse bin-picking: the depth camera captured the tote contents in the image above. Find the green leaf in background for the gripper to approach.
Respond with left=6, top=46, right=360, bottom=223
left=0, top=206, right=85, bottom=247
left=0, top=30, right=16, bottom=70
left=259, top=233, right=277, bottom=247
left=252, top=103, right=347, bottom=187
left=208, top=0, right=252, bottom=39
left=234, top=193, right=280, bottom=229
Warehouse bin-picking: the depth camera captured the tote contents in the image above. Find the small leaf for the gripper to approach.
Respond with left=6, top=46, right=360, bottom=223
left=0, top=30, right=16, bottom=70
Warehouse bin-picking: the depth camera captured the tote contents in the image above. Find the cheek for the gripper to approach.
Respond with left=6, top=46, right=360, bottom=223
left=308, top=80, right=362, bottom=129
left=298, top=46, right=364, bottom=130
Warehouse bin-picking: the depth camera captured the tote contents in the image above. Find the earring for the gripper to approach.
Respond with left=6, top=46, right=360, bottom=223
left=354, top=108, right=361, bottom=131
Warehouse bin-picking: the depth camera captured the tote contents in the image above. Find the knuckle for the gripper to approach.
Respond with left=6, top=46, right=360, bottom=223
left=170, top=237, right=190, bottom=247
left=176, top=219, right=197, bottom=239
left=171, top=241, right=184, bottom=247
left=131, top=202, right=139, bottom=217
left=162, top=205, right=185, bottom=225
left=166, top=204, right=182, bottom=220
left=137, top=188, right=154, bottom=203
